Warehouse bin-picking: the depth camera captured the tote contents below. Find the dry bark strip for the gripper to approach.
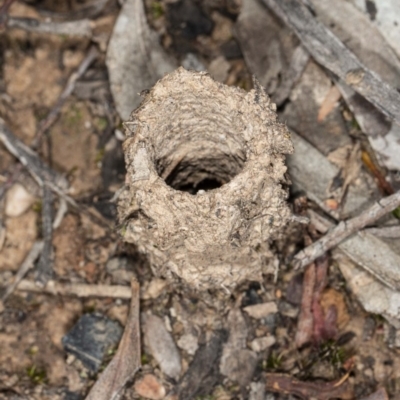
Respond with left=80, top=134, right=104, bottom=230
left=261, top=0, right=400, bottom=124
left=35, top=185, right=53, bottom=286
left=265, top=373, right=354, bottom=400
left=85, top=279, right=141, bottom=400
left=293, top=190, right=400, bottom=270
left=1, top=241, right=44, bottom=304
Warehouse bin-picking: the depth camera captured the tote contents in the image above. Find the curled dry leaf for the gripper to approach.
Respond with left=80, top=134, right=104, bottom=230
left=358, top=387, right=389, bottom=400
left=85, top=279, right=141, bottom=400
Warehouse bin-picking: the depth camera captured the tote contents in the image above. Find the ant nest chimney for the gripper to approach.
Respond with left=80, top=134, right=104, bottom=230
left=118, top=68, right=293, bottom=290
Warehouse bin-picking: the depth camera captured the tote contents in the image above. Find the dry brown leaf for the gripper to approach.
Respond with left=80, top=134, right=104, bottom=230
left=265, top=373, right=354, bottom=400
left=85, top=279, right=140, bottom=400
left=318, top=85, right=342, bottom=122
left=358, top=387, right=389, bottom=400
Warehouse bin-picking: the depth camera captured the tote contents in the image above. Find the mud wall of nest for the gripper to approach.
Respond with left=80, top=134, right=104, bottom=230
left=118, top=67, right=293, bottom=290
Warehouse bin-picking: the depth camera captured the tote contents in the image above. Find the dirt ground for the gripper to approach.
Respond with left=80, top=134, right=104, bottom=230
left=0, top=1, right=400, bottom=399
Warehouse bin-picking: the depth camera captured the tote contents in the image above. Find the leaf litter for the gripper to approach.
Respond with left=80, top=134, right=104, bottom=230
left=0, top=0, right=400, bottom=399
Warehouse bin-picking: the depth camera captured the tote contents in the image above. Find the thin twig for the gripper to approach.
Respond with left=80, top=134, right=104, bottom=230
left=261, top=0, right=400, bottom=124
left=16, top=279, right=132, bottom=299
left=0, top=118, right=67, bottom=189
left=7, top=17, right=92, bottom=37
left=0, top=119, right=112, bottom=230
left=0, top=0, right=17, bottom=27
left=0, top=164, right=22, bottom=201
left=34, top=45, right=98, bottom=146
left=53, top=197, right=68, bottom=229
left=1, top=241, right=44, bottom=303
left=35, top=186, right=53, bottom=286
left=293, top=190, right=400, bottom=269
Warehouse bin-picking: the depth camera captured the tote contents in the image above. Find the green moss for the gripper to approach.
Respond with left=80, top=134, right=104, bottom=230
left=94, top=117, right=108, bottom=131
left=392, top=206, right=400, bottom=219
left=95, top=148, right=105, bottom=163
left=151, top=1, right=164, bottom=19
left=64, top=104, right=84, bottom=128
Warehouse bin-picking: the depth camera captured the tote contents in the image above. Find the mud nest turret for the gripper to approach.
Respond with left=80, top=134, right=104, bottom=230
left=118, top=67, right=293, bottom=290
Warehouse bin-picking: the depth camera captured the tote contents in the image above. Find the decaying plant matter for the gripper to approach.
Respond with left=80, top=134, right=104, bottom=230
left=118, top=67, right=293, bottom=290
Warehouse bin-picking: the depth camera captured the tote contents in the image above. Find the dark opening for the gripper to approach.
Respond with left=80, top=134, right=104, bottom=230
left=167, top=177, right=223, bottom=194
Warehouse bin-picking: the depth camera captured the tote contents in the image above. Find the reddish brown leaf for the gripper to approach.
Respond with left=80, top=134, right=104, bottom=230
left=265, top=373, right=354, bottom=400
left=358, top=388, right=388, bottom=400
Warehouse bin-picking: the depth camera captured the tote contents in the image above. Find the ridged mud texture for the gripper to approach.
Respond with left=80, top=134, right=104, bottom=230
left=118, top=67, right=293, bottom=290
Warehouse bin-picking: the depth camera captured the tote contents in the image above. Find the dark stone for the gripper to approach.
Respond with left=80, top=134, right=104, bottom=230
left=365, top=0, right=377, bottom=21
left=62, top=313, right=123, bottom=372
left=220, top=39, right=243, bottom=60
left=63, top=390, right=82, bottom=400
left=166, top=0, right=214, bottom=54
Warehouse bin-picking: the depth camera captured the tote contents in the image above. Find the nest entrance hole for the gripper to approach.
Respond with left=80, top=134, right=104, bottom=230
left=156, top=144, right=246, bottom=195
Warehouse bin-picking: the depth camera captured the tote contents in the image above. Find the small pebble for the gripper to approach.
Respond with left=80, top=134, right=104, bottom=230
left=249, top=382, right=265, bottom=400
left=5, top=183, right=36, bottom=217
left=250, top=336, right=276, bottom=352
left=177, top=333, right=199, bottom=355
left=134, top=374, right=166, bottom=400
left=244, top=302, right=278, bottom=319
left=144, top=314, right=181, bottom=379
left=142, top=279, right=168, bottom=299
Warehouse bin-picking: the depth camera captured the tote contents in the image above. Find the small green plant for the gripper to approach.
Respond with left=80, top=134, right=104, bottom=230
left=265, top=351, right=283, bottom=370
left=26, top=365, right=47, bottom=385
left=141, top=353, right=149, bottom=365
left=318, top=339, right=347, bottom=369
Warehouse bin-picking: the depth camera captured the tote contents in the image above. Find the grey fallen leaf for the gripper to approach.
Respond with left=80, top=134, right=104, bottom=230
left=144, top=313, right=181, bottom=379
left=281, top=61, right=351, bottom=156
left=351, top=0, right=400, bottom=59
left=85, top=280, right=141, bottom=400
left=234, top=0, right=295, bottom=93
left=288, top=132, right=400, bottom=325
left=106, top=0, right=176, bottom=120
left=220, top=309, right=257, bottom=385
left=309, top=0, right=400, bottom=171
left=334, top=253, right=400, bottom=329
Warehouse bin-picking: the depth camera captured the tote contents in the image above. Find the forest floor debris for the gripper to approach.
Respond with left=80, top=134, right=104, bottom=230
left=0, top=0, right=400, bottom=399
